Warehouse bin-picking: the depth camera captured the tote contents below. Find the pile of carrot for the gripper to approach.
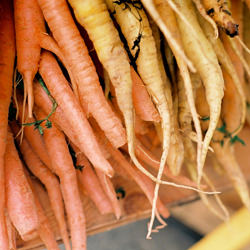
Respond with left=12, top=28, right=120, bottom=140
left=1, top=0, right=250, bottom=249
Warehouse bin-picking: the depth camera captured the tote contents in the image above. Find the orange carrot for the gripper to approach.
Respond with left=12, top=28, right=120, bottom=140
left=5, top=212, right=16, bottom=250
left=132, top=64, right=160, bottom=123
left=33, top=82, right=78, bottom=144
left=72, top=144, right=113, bottom=215
left=14, top=0, right=44, bottom=117
left=10, top=122, right=70, bottom=250
left=26, top=175, right=60, bottom=250
left=4, top=130, right=38, bottom=241
left=95, top=169, right=122, bottom=220
left=37, top=0, right=126, bottom=148
left=0, top=0, right=15, bottom=248
left=35, top=108, right=86, bottom=250
left=16, top=95, right=52, bottom=169
left=91, top=120, right=170, bottom=218
left=39, top=51, right=113, bottom=176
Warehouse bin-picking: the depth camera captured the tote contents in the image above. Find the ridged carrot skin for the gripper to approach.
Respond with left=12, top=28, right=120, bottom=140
left=72, top=144, right=113, bottom=215
left=37, top=0, right=126, bottom=148
left=36, top=109, right=86, bottom=250
left=39, top=51, right=113, bottom=176
left=11, top=121, right=70, bottom=250
left=16, top=95, right=52, bottom=169
left=5, top=131, right=38, bottom=242
left=26, top=175, right=60, bottom=250
left=175, top=0, right=224, bottom=184
left=131, top=67, right=160, bottom=122
left=105, top=0, right=171, bottom=237
left=198, top=14, right=246, bottom=137
left=14, top=0, right=44, bottom=117
left=154, top=0, right=202, bottom=176
left=0, top=0, right=15, bottom=248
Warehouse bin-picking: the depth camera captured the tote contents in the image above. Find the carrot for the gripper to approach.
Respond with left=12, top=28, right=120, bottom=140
left=212, top=142, right=250, bottom=209
left=175, top=0, right=224, bottom=185
left=69, top=0, right=159, bottom=189
left=181, top=76, right=229, bottom=220
left=155, top=0, right=203, bottom=178
left=16, top=94, right=52, bottom=169
left=194, top=79, right=231, bottom=220
left=95, top=170, right=122, bottom=219
left=10, top=122, right=70, bottom=250
left=0, top=0, right=15, bottom=248
left=71, top=144, right=113, bottom=215
left=38, top=0, right=126, bottom=149
left=136, top=0, right=196, bottom=72
left=243, top=2, right=250, bottom=123
left=39, top=33, right=80, bottom=101
left=14, top=0, right=44, bottom=117
left=246, top=0, right=250, bottom=9
left=106, top=1, right=172, bottom=236
left=33, top=81, right=79, bottom=146
left=134, top=142, right=201, bottom=188
left=26, top=175, right=60, bottom=250
left=149, top=15, right=185, bottom=176
left=191, top=0, right=218, bottom=38
left=39, top=51, right=113, bottom=176
left=35, top=108, right=86, bottom=250
left=201, top=0, right=239, bottom=37
left=5, top=212, right=16, bottom=250
left=4, top=130, right=38, bottom=241
left=92, top=123, right=170, bottom=219
left=131, top=67, right=160, bottom=122
left=198, top=13, right=246, bottom=137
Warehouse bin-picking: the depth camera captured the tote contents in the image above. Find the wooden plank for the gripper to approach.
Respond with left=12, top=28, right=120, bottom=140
left=17, top=126, right=250, bottom=249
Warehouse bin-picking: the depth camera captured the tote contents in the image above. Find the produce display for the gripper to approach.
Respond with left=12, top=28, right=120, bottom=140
left=0, top=0, right=250, bottom=249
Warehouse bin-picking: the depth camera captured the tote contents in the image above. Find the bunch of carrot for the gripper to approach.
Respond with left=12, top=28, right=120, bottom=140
left=1, top=0, right=250, bottom=249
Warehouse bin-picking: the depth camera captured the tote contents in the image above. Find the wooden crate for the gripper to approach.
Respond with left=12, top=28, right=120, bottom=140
left=17, top=126, right=250, bottom=249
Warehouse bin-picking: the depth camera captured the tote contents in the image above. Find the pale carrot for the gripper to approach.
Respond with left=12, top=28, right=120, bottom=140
left=175, top=0, right=224, bottom=185
left=198, top=12, right=246, bottom=136
left=4, top=130, right=38, bottom=241
left=154, top=0, right=202, bottom=177
left=35, top=108, right=86, bottom=250
left=37, top=0, right=126, bottom=148
left=201, top=0, right=239, bottom=37
left=0, top=0, right=15, bottom=248
left=106, top=1, right=172, bottom=236
left=212, top=142, right=250, bottom=209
